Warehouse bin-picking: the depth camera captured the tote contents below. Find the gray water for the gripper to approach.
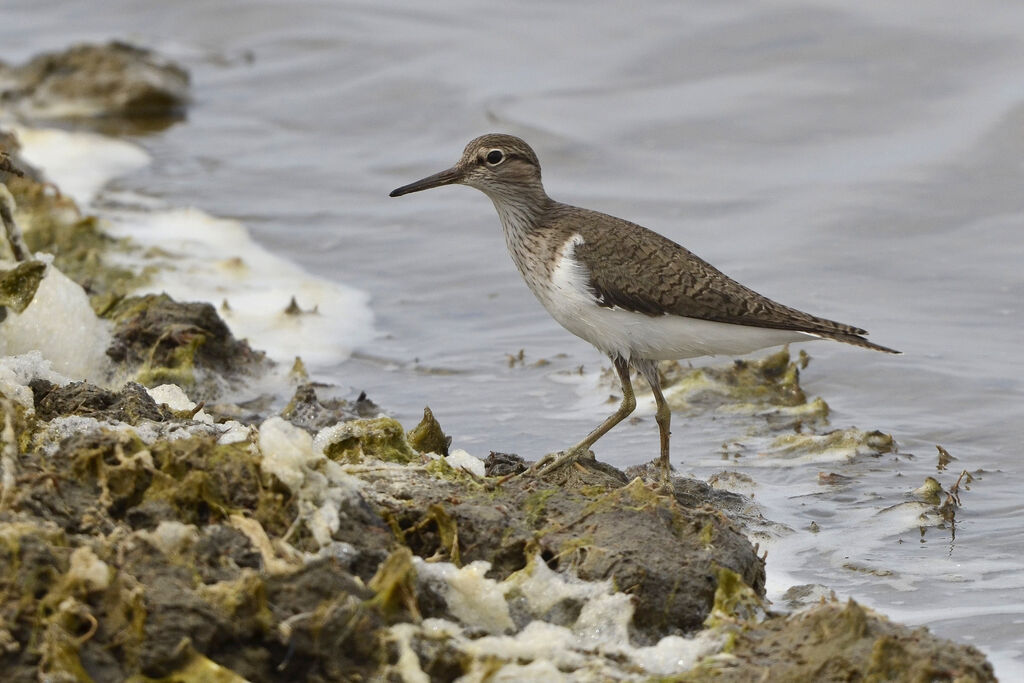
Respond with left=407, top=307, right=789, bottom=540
left=3, top=0, right=1023, bottom=675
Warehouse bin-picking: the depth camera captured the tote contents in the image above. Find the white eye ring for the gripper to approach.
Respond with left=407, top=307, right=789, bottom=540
left=485, top=149, right=504, bottom=165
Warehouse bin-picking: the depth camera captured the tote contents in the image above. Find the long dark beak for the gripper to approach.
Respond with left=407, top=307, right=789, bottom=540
left=389, top=166, right=462, bottom=197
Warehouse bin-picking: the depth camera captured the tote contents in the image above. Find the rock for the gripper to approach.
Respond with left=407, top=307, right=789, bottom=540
left=279, top=383, right=379, bottom=432
left=104, top=294, right=271, bottom=397
left=407, top=405, right=451, bottom=456
left=0, top=41, right=189, bottom=120
left=0, top=260, right=46, bottom=313
left=361, top=459, right=764, bottom=642
left=484, top=451, right=528, bottom=476
left=30, top=379, right=174, bottom=424
left=684, top=598, right=995, bottom=682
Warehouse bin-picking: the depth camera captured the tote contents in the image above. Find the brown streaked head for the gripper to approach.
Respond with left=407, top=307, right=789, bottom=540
left=389, top=134, right=546, bottom=202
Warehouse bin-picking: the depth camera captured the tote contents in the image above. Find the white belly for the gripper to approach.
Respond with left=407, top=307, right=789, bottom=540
left=548, top=301, right=812, bottom=360
left=529, top=233, right=814, bottom=361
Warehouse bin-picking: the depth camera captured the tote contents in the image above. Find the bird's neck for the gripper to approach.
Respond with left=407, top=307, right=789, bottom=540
left=484, top=184, right=550, bottom=240
left=484, top=188, right=567, bottom=289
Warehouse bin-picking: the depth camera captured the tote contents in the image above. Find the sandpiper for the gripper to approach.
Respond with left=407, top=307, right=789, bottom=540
left=390, top=134, right=898, bottom=479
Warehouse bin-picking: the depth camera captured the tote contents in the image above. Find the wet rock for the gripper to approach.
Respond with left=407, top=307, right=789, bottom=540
left=104, top=294, right=270, bottom=396
left=0, top=382, right=999, bottom=680
left=407, top=406, right=451, bottom=456
left=361, top=459, right=764, bottom=642
left=484, top=451, right=527, bottom=476
left=684, top=598, right=995, bottom=682
left=279, top=382, right=379, bottom=432
left=624, top=347, right=831, bottom=434
left=318, top=416, right=419, bottom=465
left=0, top=41, right=189, bottom=121
left=0, top=260, right=46, bottom=312
left=30, top=379, right=173, bottom=424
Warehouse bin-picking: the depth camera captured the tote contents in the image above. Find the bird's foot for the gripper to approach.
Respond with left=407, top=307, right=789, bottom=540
left=658, top=457, right=673, bottom=487
left=526, top=446, right=593, bottom=477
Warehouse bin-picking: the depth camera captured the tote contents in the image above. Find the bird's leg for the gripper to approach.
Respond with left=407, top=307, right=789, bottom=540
left=636, top=359, right=673, bottom=484
left=530, top=355, right=635, bottom=476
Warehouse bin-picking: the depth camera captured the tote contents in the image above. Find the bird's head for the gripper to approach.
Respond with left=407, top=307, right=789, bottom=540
left=390, top=134, right=546, bottom=204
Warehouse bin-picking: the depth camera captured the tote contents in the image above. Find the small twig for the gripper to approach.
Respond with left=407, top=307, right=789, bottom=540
left=74, top=612, right=100, bottom=646
left=459, top=465, right=485, bottom=484
left=0, top=185, right=31, bottom=261
left=485, top=471, right=518, bottom=490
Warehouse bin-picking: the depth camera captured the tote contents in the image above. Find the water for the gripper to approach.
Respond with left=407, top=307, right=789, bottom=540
left=3, top=0, right=1023, bottom=676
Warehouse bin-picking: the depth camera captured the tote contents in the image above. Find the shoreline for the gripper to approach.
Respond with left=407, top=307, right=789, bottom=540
left=0, top=42, right=998, bottom=682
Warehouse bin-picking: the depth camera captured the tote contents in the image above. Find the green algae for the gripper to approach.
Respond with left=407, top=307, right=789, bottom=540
left=422, top=456, right=479, bottom=487
left=322, top=417, right=418, bottom=464
left=524, top=488, right=558, bottom=527
left=704, top=566, right=764, bottom=627
left=680, top=598, right=995, bottom=682
left=915, top=476, right=944, bottom=506
left=580, top=477, right=668, bottom=518
left=137, top=334, right=203, bottom=387
left=103, top=293, right=268, bottom=394
left=126, top=650, right=250, bottom=683
left=368, top=547, right=419, bottom=618
left=196, top=571, right=273, bottom=635
left=0, top=259, right=46, bottom=312
left=288, top=356, right=308, bottom=383
left=770, top=428, right=896, bottom=457
left=659, top=347, right=816, bottom=409
left=145, top=437, right=295, bottom=537
left=407, top=406, right=450, bottom=456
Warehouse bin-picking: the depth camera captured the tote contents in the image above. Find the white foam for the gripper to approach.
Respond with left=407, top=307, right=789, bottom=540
left=0, top=351, right=68, bottom=411
left=415, top=558, right=515, bottom=634
left=66, top=546, right=111, bottom=592
left=146, top=384, right=214, bottom=424
left=135, top=521, right=200, bottom=558
left=13, top=124, right=376, bottom=372
left=0, top=261, right=111, bottom=383
left=389, top=556, right=723, bottom=680
left=11, top=126, right=149, bottom=208
left=257, top=416, right=317, bottom=493
left=104, top=205, right=376, bottom=369
left=444, top=448, right=486, bottom=477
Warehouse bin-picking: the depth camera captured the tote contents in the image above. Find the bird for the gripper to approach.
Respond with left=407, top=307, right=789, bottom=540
left=389, top=134, right=898, bottom=479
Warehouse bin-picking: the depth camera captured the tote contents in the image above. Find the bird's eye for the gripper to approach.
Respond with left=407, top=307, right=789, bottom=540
left=486, top=149, right=504, bottom=165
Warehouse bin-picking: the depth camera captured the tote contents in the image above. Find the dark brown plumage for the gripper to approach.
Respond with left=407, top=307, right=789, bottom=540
left=548, top=204, right=899, bottom=354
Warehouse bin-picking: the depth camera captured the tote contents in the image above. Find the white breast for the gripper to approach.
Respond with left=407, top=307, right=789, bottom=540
left=533, top=234, right=814, bottom=361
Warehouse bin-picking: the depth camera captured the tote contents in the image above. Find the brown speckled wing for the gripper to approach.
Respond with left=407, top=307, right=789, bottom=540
left=544, top=203, right=898, bottom=354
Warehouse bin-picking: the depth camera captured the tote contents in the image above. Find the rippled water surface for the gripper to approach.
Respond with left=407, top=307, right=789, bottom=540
left=3, top=0, right=1023, bottom=675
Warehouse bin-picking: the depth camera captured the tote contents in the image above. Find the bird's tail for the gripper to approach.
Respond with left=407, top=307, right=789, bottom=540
left=815, top=331, right=901, bottom=354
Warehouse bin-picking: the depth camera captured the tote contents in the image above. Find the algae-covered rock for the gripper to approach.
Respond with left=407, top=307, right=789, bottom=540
left=104, top=294, right=270, bottom=395
left=0, top=260, right=45, bottom=313
left=407, top=405, right=451, bottom=456
left=362, top=461, right=764, bottom=641
left=279, top=382, right=379, bottom=432
left=30, top=379, right=174, bottom=424
left=653, top=347, right=816, bottom=410
left=318, top=416, right=419, bottom=464
left=682, top=598, right=995, bottom=682
left=769, top=427, right=896, bottom=459
left=0, top=41, right=189, bottom=121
